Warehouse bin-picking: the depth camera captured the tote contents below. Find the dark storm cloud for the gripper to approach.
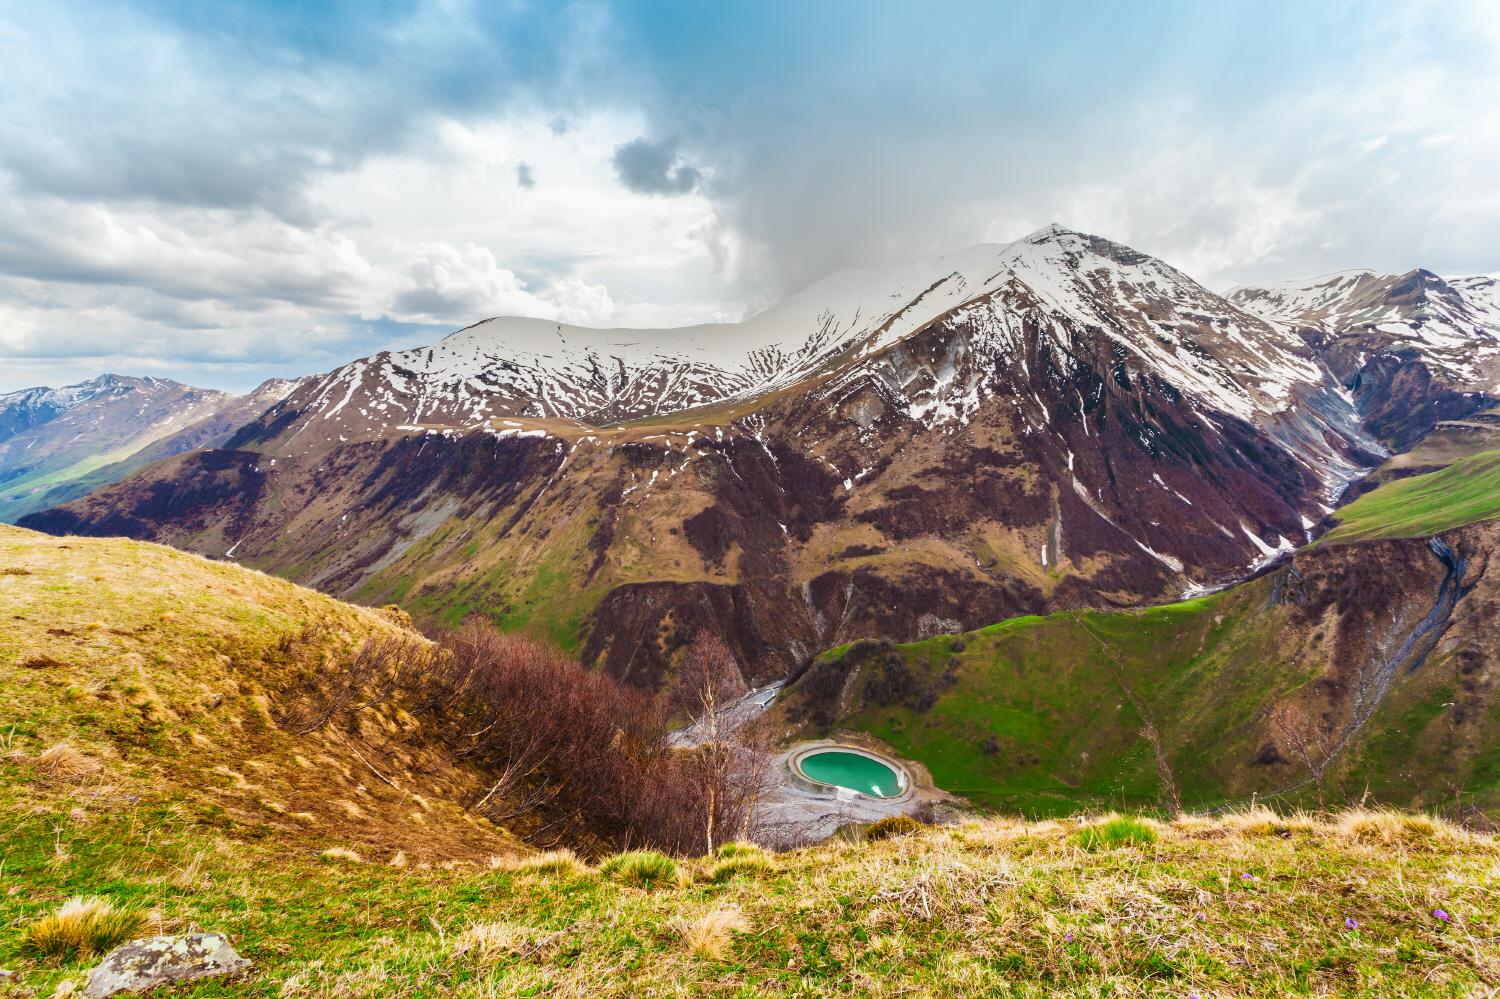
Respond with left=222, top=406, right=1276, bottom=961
left=611, top=138, right=702, bottom=196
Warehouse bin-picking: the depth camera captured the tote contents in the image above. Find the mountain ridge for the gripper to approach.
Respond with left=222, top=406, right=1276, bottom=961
left=20, top=226, right=1497, bottom=685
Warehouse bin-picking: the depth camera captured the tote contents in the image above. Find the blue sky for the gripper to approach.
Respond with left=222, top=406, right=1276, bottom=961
left=1, top=0, right=1497, bottom=392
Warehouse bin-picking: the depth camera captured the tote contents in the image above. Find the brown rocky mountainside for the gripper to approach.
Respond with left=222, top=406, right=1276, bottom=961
left=27, top=227, right=1495, bottom=687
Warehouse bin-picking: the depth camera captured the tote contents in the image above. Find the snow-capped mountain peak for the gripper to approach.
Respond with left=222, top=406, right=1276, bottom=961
left=1230, top=266, right=1500, bottom=392
left=284, top=225, right=1340, bottom=438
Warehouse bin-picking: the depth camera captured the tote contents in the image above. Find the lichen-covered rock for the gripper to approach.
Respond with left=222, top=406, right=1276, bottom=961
left=84, top=934, right=249, bottom=998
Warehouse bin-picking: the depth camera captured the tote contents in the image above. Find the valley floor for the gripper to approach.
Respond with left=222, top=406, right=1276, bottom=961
left=1, top=785, right=1496, bottom=997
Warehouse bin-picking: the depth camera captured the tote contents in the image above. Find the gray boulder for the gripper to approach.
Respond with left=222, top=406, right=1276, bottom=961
left=84, top=934, right=249, bottom=998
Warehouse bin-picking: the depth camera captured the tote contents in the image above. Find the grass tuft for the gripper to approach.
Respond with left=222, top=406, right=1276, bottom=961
left=33, top=742, right=100, bottom=782
left=706, top=851, right=774, bottom=883
left=318, top=846, right=365, bottom=864
left=24, top=897, right=148, bottom=961
left=713, top=840, right=763, bottom=859
left=509, top=848, right=587, bottom=878
left=1071, top=814, right=1158, bottom=851
left=865, top=815, right=923, bottom=841
left=1336, top=808, right=1464, bottom=847
left=451, top=921, right=540, bottom=964
left=599, top=850, right=679, bottom=890
left=672, top=905, right=749, bottom=960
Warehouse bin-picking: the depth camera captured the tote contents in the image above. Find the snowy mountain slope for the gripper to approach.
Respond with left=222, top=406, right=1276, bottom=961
left=1230, top=268, right=1500, bottom=381
left=0, top=375, right=295, bottom=523
left=1230, top=269, right=1500, bottom=352
left=800, top=227, right=1366, bottom=487
left=0, top=376, right=142, bottom=444
left=281, top=239, right=1041, bottom=431
left=259, top=227, right=1358, bottom=481
left=1230, top=268, right=1500, bottom=447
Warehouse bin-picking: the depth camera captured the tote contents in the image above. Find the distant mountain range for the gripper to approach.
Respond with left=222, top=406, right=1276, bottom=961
left=19, top=226, right=1500, bottom=685
left=0, top=375, right=294, bottom=523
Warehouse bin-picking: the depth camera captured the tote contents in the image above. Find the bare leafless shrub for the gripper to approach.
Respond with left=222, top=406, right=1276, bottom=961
left=1269, top=701, right=1335, bottom=811
left=289, top=619, right=773, bottom=856
left=414, top=621, right=667, bottom=847
left=403, top=623, right=774, bottom=856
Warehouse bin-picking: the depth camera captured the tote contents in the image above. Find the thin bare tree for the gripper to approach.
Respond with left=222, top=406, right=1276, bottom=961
left=667, top=630, right=753, bottom=853
left=1269, top=700, right=1335, bottom=811
left=1138, top=720, right=1183, bottom=819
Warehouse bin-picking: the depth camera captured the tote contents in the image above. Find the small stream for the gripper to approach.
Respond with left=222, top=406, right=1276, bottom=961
left=1333, top=536, right=1474, bottom=762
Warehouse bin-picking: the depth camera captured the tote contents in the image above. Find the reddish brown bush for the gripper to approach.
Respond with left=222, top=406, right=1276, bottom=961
left=404, top=622, right=767, bottom=856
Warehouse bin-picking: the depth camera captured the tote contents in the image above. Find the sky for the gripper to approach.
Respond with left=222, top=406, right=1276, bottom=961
left=1, top=0, right=1498, bottom=393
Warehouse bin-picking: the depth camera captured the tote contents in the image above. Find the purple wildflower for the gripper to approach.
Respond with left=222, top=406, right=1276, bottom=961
left=1344, top=917, right=1359, bottom=931
left=1065, top=932, right=1074, bottom=943
left=1433, top=908, right=1451, bottom=922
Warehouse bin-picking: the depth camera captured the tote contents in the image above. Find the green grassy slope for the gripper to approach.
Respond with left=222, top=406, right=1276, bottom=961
left=1, top=799, right=1494, bottom=997
left=1325, top=448, right=1500, bottom=544
left=783, top=520, right=1500, bottom=818
left=791, top=590, right=1304, bottom=815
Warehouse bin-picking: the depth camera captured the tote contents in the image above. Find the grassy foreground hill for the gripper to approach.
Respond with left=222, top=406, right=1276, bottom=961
left=0, top=524, right=523, bottom=864
left=2, top=798, right=1497, bottom=996
left=3, top=532, right=1500, bottom=994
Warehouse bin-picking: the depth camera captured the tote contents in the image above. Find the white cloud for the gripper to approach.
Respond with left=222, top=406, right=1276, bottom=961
left=0, top=110, right=744, bottom=391
left=3, top=0, right=1500, bottom=394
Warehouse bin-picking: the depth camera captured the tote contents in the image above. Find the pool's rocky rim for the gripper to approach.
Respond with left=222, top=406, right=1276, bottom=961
left=786, top=743, right=912, bottom=800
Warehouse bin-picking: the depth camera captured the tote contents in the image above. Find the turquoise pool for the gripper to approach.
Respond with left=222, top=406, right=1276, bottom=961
left=796, top=749, right=902, bottom=797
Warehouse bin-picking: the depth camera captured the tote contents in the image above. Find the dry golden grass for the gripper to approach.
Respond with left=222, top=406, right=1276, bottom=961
left=23, top=897, right=147, bottom=961
left=505, top=848, right=588, bottom=878
left=451, top=921, right=553, bottom=965
left=671, top=904, right=749, bottom=960
left=32, top=743, right=100, bottom=782
left=318, top=846, right=365, bottom=864
left=171, top=850, right=211, bottom=891
left=1335, top=807, right=1466, bottom=846
left=0, top=525, right=529, bottom=866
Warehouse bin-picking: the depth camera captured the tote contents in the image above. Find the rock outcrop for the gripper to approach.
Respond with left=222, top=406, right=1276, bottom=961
left=85, top=933, right=249, bottom=998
